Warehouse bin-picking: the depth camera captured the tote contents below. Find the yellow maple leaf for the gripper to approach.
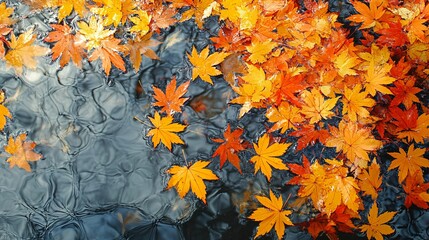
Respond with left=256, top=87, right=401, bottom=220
left=358, top=160, right=382, bottom=200
left=0, top=2, right=14, bottom=26
left=77, top=16, right=115, bottom=51
left=57, top=0, right=86, bottom=22
left=297, top=161, right=326, bottom=211
left=147, top=111, right=186, bottom=151
left=250, top=133, right=290, bottom=181
left=91, top=0, right=136, bottom=27
left=166, top=160, right=218, bottom=204
left=407, top=42, right=429, bottom=63
left=334, top=50, right=360, bottom=77
left=360, top=202, right=396, bottom=240
left=364, top=60, right=395, bottom=96
left=248, top=190, right=293, bottom=239
left=129, top=10, right=151, bottom=37
left=300, top=88, right=339, bottom=124
left=236, top=4, right=259, bottom=30
left=187, top=46, right=229, bottom=84
left=326, top=121, right=382, bottom=168
left=266, top=102, right=304, bottom=133
left=342, top=84, right=376, bottom=122
left=388, top=144, right=429, bottom=183
left=179, top=0, right=218, bottom=29
left=4, top=133, right=42, bottom=172
left=358, top=44, right=390, bottom=68
left=4, top=29, right=50, bottom=74
left=246, top=40, right=277, bottom=64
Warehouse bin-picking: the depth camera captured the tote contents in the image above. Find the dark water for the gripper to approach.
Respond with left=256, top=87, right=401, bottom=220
left=0, top=1, right=428, bottom=240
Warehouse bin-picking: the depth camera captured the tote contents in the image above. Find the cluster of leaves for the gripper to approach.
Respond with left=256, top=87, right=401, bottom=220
left=0, top=0, right=429, bottom=239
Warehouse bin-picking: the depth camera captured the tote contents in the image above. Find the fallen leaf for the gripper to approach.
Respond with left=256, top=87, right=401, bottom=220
left=212, top=124, right=245, bottom=173
left=388, top=144, right=429, bottom=183
left=360, top=202, right=396, bottom=240
left=166, top=160, right=218, bottom=203
left=4, top=133, right=42, bottom=172
left=152, top=77, right=190, bottom=115
left=248, top=190, right=293, bottom=239
left=341, top=84, right=376, bottom=122
left=250, top=133, right=290, bottom=181
left=358, top=160, right=382, bottom=200
left=147, top=111, right=186, bottom=151
left=187, top=46, right=229, bottom=84
left=300, top=88, right=339, bottom=124
left=403, top=169, right=429, bottom=209
left=0, top=90, right=11, bottom=131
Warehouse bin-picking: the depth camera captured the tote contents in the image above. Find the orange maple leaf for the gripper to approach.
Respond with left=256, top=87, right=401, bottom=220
left=347, top=0, right=388, bottom=30
left=388, top=144, right=429, bottom=183
left=248, top=190, right=293, bottom=239
left=211, top=124, right=245, bottom=173
left=326, top=121, right=382, bottom=168
left=300, top=88, right=339, bottom=124
left=360, top=202, right=396, bottom=240
left=187, top=46, right=230, bottom=84
left=266, top=102, right=304, bottom=133
left=403, top=169, right=429, bottom=209
left=289, top=124, right=330, bottom=151
left=358, top=160, right=382, bottom=200
left=166, top=160, right=218, bottom=203
left=250, top=133, right=290, bottom=181
left=0, top=91, right=11, bottom=131
left=147, top=111, right=186, bottom=151
left=44, top=24, right=86, bottom=68
left=390, top=106, right=429, bottom=143
left=4, top=133, right=42, bottom=172
left=126, top=33, right=160, bottom=72
left=152, top=77, right=190, bottom=115
left=341, top=84, right=375, bottom=122
left=389, top=78, right=421, bottom=109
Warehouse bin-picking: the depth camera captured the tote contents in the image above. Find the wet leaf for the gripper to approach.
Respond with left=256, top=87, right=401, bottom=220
left=166, top=160, right=218, bottom=204
left=126, top=33, right=160, bottom=72
left=300, top=89, right=339, bottom=124
left=147, top=111, right=186, bottom=151
left=248, top=190, right=293, bottom=239
left=341, top=84, right=376, bottom=122
left=0, top=91, right=11, bottom=131
left=187, top=46, right=229, bottom=84
left=250, top=133, right=290, bottom=181
left=212, top=124, right=245, bottom=173
left=129, top=10, right=151, bottom=36
left=152, top=77, right=190, bottom=115
left=246, top=39, right=277, bottom=64
left=358, top=160, right=382, bottom=200
left=388, top=144, right=429, bottom=183
left=403, top=170, right=429, bottom=209
left=4, top=133, right=42, bottom=172
left=347, top=0, right=387, bottom=30
left=390, top=105, right=429, bottom=143
left=360, top=202, right=396, bottom=240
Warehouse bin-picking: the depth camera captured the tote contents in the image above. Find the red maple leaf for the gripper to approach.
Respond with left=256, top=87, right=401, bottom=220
left=290, top=124, right=330, bottom=151
left=376, top=21, right=408, bottom=47
left=403, top=170, right=429, bottom=209
left=212, top=124, right=245, bottom=173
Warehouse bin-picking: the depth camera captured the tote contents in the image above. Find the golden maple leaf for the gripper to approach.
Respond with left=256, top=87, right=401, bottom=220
left=248, top=190, right=293, bottom=239
left=326, top=121, right=382, bottom=168
left=57, top=0, right=86, bottom=22
left=333, top=50, right=360, bottom=77
left=152, top=77, right=190, bottom=115
left=360, top=202, right=396, bottom=240
left=300, top=88, right=339, bottom=124
left=4, top=29, right=50, bottom=74
left=266, top=102, right=304, bottom=133
left=91, top=0, right=136, bottom=27
left=364, top=60, right=395, bottom=96
left=4, top=133, right=42, bottom=172
left=358, top=160, right=382, bottom=200
left=0, top=2, right=14, bottom=26
left=0, top=90, right=11, bottom=131
left=388, top=144, right=429, bottom=183
left=129, top=10, right=152, bottom=37
left=147, top=111, right=186, bottom=151
left=250, top=133, right=290, bottom=181
left=126, top=33, right=160, bottom=72
left=166, top=160, right=218, bottom=203
left=246, top=39, right=277, bottom=64
left=187, top=46, right=229, bottom=84
left=341, top=84, right=375, bottom=122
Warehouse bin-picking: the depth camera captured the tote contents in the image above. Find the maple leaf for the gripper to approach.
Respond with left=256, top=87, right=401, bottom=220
left=248, top=190, right=293, bottom=239
left=187, top=46, right=229, bottom=84
left=390, top=106, right=429, bottom=143
left=333, top=50, right=360, bottom=77
left=300, top=88, right=339, bottom=124
left=0, top=90, right=11, bottom=131
left=0, top=2, right=14, bottom=26
left=403, top=169, right=429, bottom=209
left=4, top=133, right=42, bottom=172
left=341, top=84, right=376, bottom=122
left=347, top=0, right=387, bottom=30
left=212, top=124, right=245, bottom=173
left=147, top=111, right=186, bottom=151
left=167, top=160, right=218, bottom=203
left=91, top=0, right=136, bottom=27
left=152, top=77, right=190, bottom=115
left=126, top=33, right=160, bottom=72
left=57, top=0, right=86, bottom=22
left=326, top=121, right=382, bottom=168
left=266, top=102, right=304, bottom=133
left=358, top=160, right=382, bottom=200
left=364, top=60, right=395, bottom=96
left=360, top=203, right=396, bottom=240
left=376, top=21, right=408, bottom=47
left=388, top=144, right=429, bottom=183
left=4, top=29, right=50, bottom=74
left=44, top=24, right=86, bottom=68
left=271, top=73, right=307, bottom=107
left=78, top=17, right=127, bottom=75
left=389, top=78, right=421, bottom=109
left=246, top=39, right=277, bottom=64
left=289, top=124, right=330, bottom=151
left=148, top=4, right=177, bottom=33
left=250, top=133, right=290, bottom=181
left=129, top=10, right=152, bottom=37
left=178, top=0, right=218, bottom=29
